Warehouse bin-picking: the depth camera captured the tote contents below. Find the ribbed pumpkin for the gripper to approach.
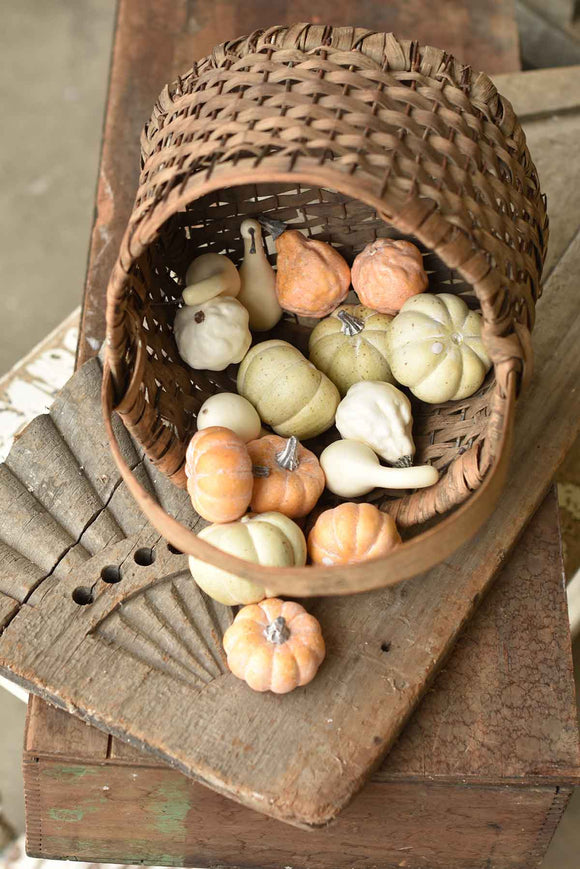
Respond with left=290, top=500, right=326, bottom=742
left=223, top=598, right=326, bottom=693
left=308, top=502, right=401, bottom=565
left=189, top=512, right=306, bottom=606
left=351, top=239, right=428, bottom=313
left=308, top=304, right=394, bottom=395
left=248, top=435, right=325, bottom=518
left=237, top=340, right=340, bottom=440
left=185, top=426, right=252, bottom=523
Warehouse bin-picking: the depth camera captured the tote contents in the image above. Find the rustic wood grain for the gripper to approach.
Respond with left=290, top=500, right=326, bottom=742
left=2, top=325, right=580, bottom=828
left=21, top=753, right=570, bottom=869
left=21, top=493, right=577, bottom=866
left=78, top=0, right=519, bottom=366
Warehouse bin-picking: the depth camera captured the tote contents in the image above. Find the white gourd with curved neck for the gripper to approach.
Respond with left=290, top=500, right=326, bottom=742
left=182, top=253, right=241, bottom=306
left=238, top=219, right=283, bottom=331
left=320, top=440, right=438, bottom=498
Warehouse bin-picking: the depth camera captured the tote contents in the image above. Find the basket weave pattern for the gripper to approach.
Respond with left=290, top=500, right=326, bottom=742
left=106, top=24, right=547, bottom=533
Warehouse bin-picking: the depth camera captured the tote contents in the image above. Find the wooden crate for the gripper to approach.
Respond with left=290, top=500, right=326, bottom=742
left=23, top=492, right=580, bottom=868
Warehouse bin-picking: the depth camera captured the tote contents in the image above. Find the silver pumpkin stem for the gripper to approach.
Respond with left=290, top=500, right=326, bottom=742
left=337, top=310, right=365, bottom=336
left=276, top=436, right=299, bottom=471
left=265, top=616, right=290, bottom=645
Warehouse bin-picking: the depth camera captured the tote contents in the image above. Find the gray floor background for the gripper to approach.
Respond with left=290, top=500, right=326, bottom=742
left=0, top=1, right=578, bottom=865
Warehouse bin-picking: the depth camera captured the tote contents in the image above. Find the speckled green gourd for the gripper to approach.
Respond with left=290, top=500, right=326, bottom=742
left=308, top=304, right=394, bottom=396
left=237, top=339, right=340, bottom=440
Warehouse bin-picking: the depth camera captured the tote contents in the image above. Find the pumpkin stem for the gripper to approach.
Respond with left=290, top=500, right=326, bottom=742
left=337, top=310, right=365, bottom=336
left=265, top=616, right=290, bottom=645
left=276, top=436, right=299, bottom=471
left=393, top=455, right=413, bottom=468
left=248, top=226, right=257, bottom=255
left=258, top=215, right=287, bottom=240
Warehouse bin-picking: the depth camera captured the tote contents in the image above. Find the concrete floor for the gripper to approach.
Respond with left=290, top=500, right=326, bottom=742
left=0, top=1, right=578, bottom=866
left=0, top=0, right=116, bottom=375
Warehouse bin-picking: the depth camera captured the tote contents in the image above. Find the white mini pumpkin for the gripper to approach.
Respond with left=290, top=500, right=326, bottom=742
left=387, top=293, right=492, bottom=403
left=174, top=296, right=251, bottom=371
left=335, top=381, right=415, bottom=466
left=308, top=304, right=394, bottom=396
left=196, top=393, right=261, bottom=442
left=188, top=512, right=306, bottom=606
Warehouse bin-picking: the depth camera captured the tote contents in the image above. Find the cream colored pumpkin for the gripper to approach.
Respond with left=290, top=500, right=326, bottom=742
left=308, top=304, right=394, bottom=396
left=387, top=293, right=492, bottom=403
left=188, top=512, right=306, bottom=606
left=237, top=340, right=340, bottom=440
left=174, top=296, right=251, bottom=371
left=335, top=381, right=415, bottom=465
left=197, top=393, right=261, bottom=442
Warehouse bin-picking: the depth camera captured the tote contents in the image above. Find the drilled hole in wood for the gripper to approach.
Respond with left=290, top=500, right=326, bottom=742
left=72, top=587, right=94, bottom=606
left=381, top=642, right=391, bottom=653
left=167, top=543, right=182, bottom=555
left=101, top=565, right=121, bottom=584
left=134, top=547, right=156, bottom=566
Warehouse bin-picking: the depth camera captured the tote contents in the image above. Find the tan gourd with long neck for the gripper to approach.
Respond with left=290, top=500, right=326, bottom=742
left=238, top=219, right=283, bottom=331
left=320, top=439, right=438, bottom=498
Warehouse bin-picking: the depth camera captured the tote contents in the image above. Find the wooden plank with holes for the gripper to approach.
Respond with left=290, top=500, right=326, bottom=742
left=20, top=492, right=578, bottom=868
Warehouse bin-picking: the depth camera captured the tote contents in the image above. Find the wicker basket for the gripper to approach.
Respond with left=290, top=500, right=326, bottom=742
left=103, top=24, right=548, bottom=596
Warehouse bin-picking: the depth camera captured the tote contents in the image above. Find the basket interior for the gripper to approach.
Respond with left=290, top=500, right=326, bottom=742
left=128, top=181, right=495, bottom=529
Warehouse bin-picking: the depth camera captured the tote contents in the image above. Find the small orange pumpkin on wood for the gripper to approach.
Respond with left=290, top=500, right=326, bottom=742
left=352, top=238, right=428, bottom=313
left=223, top=598, right=326, bottom=693
left=247, top=434, right=325, bottom=519
left=185, top=426, right=252, bottom=523
left=308, top=502, right=401, bottom=566
left=259, top=215, right=350, bottom=318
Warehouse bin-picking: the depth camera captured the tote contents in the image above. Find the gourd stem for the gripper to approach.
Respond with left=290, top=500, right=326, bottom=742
left=248, top=226, right=257, bottom=255
left=258, top=215, right=287, bottom=240
left=265, top=616, right=290, bottom=645
left=393, top=455, right=413, bottom=468
left=337, top=310, right=365, bottom=336
left=276, top=436, right=299, bottom=471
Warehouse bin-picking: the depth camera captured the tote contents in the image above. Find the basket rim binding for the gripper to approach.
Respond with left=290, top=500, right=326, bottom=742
left=103, top=25, right=547, bottom=595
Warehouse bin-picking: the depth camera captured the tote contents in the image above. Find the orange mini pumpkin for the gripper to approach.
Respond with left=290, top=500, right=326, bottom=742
left=247, top=435, right=325, bottom=518
left=308, top=502, right=401, bottom=566
left=223, top=598, right=325, bottom=693
left=351, top=238, right=428, bottom=313
left=185, top=426, right=252, bottom=523
left=260, top=216, right=350, bottom=318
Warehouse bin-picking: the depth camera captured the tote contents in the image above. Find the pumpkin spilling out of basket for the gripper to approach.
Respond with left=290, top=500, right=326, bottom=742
left=104, top=27, right=547, bottom=693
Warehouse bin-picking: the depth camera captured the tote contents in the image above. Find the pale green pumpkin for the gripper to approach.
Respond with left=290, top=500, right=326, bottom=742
left=188, top=512, right=306, bottom=606
left=308, top=304, right=395, bottom=396
left=237, top=340, right=340, bottom=439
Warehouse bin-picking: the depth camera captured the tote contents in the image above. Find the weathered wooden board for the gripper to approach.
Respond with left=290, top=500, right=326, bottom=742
left=20, top=491, right=579, bottom=866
